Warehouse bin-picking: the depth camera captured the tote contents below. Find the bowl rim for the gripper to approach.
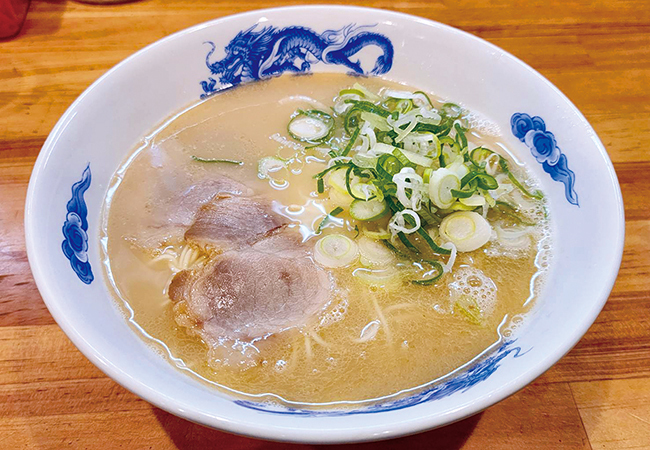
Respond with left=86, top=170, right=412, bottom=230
left=25, top=4, right=625, bottom=444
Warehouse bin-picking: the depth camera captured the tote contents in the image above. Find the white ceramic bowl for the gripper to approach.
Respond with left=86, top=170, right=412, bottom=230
left=25, top=6, right=624, bottom=444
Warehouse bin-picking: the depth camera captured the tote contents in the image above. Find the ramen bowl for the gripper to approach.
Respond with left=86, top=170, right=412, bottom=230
left=25, top=6, right=624, bottom=444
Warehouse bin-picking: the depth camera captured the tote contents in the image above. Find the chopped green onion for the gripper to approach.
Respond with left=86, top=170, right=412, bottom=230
left=341, top=127, right=360, bottom=157
left=416, top=226, right=452, bottom=255
left=495, top=201, right=536, bottom=226
left=345, top=166, right=370, bottom=201
left=394, top=117, right=420, bottom=143
left=403, top=132, right=441, bottom=158
left=460, top=194, right=487, bottom=207
left=263, top=83, right=544, bottom=286
left=461, top=171, right=479, bottom=188
left=413, top=122, right=450, bottom=135
left=352, top=83, right=381, bottom=102
left=327, top=167, right=351, bottom=194
left=397, top=232, right=420, bottom=254
left=381, top=239, right=409, bottom=259
left=339, top=88, right=366, bottom=97
left=470, top=147, right=494, bottom=168
left=454, top=123, right=468, bottom=149
left=385, top=196, right=451, bottom=255
left=439, top=211, right=492, bottom=252
left=351, top=152, right=379, bottom=169
left=498, top=158, right=544, bottom=200
left=454, top=295, right=482, bottom=324
left=447, top=160, right=470, bottom=179
left=413, top=91, right=434, bottom=108
left=314, top=233, right=359, bottom=268
left=476, top=173, right=498, bottom=190
left=360, top=111, right=391, bottom=131
left=429, top=168, right=461, bottom=209
left=439, top=136, right=461, bottom=167
left=316, top=206, right=344, bottom=233
left=288, top=109, right=334, bottom=143
left=396, top=99, right=413, bottom=114
left=350, top=179, right=380, bottom=200
left=417, top=204, right=441, bottom=225
left=358, top=236, right=396, bottom=267
left=350, top=198, right=388, bottom=221
left=364, top=226, right=392, bottom=240
left=191, top=156, right=243, bottom=165
left=353, top=267, right=404, bottom=287
left=445, top=202, right=478, bottom=212
left=423, top=168, right=433, bottom=184
left=392, top=148, right=433, bottom=167
left=346, top=100, right=393, bottom=117
left=258, top=156, right=286, bottom=179
left=483, top=191, right=496, bottom=207
left=381, top=181, right=398, bottom=197
left=376, top=154, right=403, bottom=179
left=412, top=260, right=444, bottom=285
left=313, top=162, right=351, bottom=180
left=344, top=101, right=392, bottom=133
left=441, top=103, right=463, bottom=119
left=451, top=180, right=478, bottom=199
left=392, top=148, right=417, bottom=168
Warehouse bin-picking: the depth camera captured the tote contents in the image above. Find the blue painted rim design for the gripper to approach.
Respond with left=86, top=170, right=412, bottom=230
left=62, top=164, right=94, bottom=284
left=200, top=23, right=394, bottom=98
left=234, top=339, right=527, bottom=416
left=511, top=113, right=579, bottom=206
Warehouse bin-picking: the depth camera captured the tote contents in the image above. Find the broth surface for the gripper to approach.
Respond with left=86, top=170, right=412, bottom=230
left=102, top=73, right=548, bottom=405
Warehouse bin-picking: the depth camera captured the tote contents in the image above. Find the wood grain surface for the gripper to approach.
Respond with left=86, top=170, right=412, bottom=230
left=1, top=1, right=649, bottom=448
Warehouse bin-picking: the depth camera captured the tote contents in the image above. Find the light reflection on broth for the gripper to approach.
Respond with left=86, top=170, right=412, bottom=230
left=101, top=73, right=549, bottom=406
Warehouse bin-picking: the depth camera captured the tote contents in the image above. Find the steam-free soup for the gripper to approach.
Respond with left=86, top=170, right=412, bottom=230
left=102, top=73, right=549, bottom=406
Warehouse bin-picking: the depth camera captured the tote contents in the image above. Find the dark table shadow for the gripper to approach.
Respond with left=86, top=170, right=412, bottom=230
left=1, top=0, right=65, bottom=41
left=153, top=407, right=482, bottom=449
left=1, top=0, right=148, bottom=42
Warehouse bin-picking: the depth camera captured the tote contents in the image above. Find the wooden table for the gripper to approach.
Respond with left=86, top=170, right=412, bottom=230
left=1, top=1, right=649, bottom=448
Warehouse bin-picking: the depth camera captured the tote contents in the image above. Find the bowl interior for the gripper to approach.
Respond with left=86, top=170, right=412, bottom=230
left=25, top=6, right=624, bottom=443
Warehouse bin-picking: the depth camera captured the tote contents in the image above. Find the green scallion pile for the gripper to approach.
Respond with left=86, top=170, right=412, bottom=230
left=261, top=83, right=543, bottom=286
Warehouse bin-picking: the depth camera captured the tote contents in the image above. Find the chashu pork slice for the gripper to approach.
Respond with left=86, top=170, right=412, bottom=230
left=184, top=195, right=289, bottom=253
left=169, top=230, right=332, bottom=366
left=127, top=176, right=254, bottom=251
left=162, top=178, right=253, bottom=228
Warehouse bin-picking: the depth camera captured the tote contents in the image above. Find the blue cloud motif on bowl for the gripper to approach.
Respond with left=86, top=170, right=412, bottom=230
left=233, top=339, right=526, bottom=416
left=525, top=130, right=560, bottom=166
left=511, top=112, right=546, bottom=140
left=200, top=23, right=393, bottom=98
left=62, top=164, right=94, bottom=284
left=511, top=113, right=579, bottom=206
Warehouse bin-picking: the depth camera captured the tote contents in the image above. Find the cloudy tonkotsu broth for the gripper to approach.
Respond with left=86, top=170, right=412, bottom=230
left=102, top=73, right=549, bottom=405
